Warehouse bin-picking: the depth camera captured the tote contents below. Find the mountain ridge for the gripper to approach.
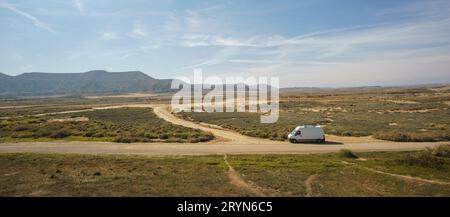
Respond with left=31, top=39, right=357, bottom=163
left=0, top=70, right=173, bottom=96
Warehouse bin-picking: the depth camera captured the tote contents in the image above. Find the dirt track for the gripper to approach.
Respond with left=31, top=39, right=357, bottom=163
left=0, top=104, right=446, bottom=155
left=152, top=104, right=281, bottom=144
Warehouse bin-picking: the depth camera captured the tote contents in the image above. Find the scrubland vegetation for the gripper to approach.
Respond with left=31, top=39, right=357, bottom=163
left=181, top=86, right=450, bottom=142
left=0, top=108, right=213, bottom=143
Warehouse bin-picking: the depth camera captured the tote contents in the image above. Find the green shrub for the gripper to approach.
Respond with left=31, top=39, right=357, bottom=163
left=339, top=149, right=358, bottom=159
left=166, top=138, right=184, bottom=143
left=13, top=126, right=30, bottom=131
left=196, top=134, right=215, bottom=142
left=342, top=131, right=353, bottom=137
left=36, top=129, right=53, bottom=137
left=93, top=132, right=104, bottom=137
left=10, top=132, right=33, bottom=138
left=428, top=144, right=450, bottom=158
left=373, top=131, right=441, bottom=142
left=113, top=136, right=133, bottom=143
left=179, top=134, right=188, bottom=139
left=397, top=152, right=446, bottom=170
left=159, top=134, right=169, bottom=139
left=145, top=133, right=158, bottom=139
left=49, top=130, right=71, bottom=138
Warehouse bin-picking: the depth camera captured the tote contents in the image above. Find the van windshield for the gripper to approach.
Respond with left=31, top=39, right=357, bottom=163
left=291, top=129, right=297, bottom=134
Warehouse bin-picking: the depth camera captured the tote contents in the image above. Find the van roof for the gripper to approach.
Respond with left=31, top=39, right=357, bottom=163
left=295, top=125, right=321, bottom=130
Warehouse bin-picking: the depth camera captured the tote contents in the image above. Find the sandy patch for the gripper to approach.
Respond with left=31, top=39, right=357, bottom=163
left=0, top=105, right=33, bottom=109
left=305, top=174, right=317, bottom=197
left=48, top=117, right=89, bottom=123
left=371, top=108, right=440, bottom=114
left=305, top=107, right=347, bottom=113
left=385, top=100, right=418, bottom=104
left=430, top=85, right=450, bottom=92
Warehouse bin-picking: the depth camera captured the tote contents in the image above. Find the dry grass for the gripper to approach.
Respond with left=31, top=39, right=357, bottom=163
left=1, top=150, right=449, bottom=196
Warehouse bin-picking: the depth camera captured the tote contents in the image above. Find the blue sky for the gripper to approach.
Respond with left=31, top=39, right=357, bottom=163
left=1, top=0, right=449, bottom=87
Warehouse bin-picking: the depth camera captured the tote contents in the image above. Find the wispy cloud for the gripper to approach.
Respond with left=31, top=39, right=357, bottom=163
left=72, top=0, right=84, bottom=13
left=163, top=0, right=450, bottom=86
left=127, top=20, right=148, bottom=39
left=160, top=4, right=229, bottom=36
left=99, top=31, right=118, bottom=40
left=175, top=47, right=240, bottom=71
left=0, top=2, right=56, bottom=33
left=169, top=16, right=450, bottom=76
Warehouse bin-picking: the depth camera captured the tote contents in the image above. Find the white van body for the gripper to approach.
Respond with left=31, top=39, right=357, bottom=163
left=288, top=125, right=325, bottom=143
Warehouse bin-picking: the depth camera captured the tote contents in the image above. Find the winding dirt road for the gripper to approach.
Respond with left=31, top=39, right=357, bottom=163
left=0, top=104, right=446, bottom=156
left=152, top=104, right=283, bottom=144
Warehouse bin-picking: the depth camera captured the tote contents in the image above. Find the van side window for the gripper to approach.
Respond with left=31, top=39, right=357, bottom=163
left=295, top=131, right=301, bottom=136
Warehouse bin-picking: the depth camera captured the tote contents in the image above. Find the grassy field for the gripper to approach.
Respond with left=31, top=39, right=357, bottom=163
left=1, top=145, right=449, bottom=196
left=0, top=107, right=214, bottom=143
left=180, top=86, right=450, bottom=142
left=227, top=146, right=450, bottom=196
left=0, top=153, right=238, bottom=196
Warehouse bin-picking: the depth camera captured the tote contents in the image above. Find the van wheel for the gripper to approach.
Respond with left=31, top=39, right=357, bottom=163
left=290, top=139, right=297, bottom=143
left=319, top=139, right=325, bottom=143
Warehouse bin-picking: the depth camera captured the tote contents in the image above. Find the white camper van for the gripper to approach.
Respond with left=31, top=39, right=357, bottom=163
left=288, top=125, right=325, bottom=143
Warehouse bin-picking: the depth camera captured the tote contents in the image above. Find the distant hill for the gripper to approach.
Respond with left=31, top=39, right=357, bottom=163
left=0, top=70, right=172, bottom=96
